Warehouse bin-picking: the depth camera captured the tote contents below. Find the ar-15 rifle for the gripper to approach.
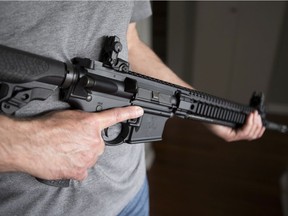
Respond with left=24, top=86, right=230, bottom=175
left=0, top=36, right=287, bottom=187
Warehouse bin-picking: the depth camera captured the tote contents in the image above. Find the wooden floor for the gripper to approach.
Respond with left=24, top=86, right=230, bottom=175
left=147, top=115, right=288, bottom=216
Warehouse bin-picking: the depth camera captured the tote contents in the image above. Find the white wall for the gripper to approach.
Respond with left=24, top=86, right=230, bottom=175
left=167, top=2, right=287, bottom=114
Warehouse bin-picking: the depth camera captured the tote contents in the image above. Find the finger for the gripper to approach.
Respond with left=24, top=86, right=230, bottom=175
left=252, top=112, right=264, bottom=139
left=255, top=115, right=266, bottom=138
left=237, top=112, right=254, bottom=139
left=248, top=112, right=261, bottom=140
left=257, top=112, right=266, bottom=138
left=258, top=127, right=266, bottom=138
left=96, top=106, right=144, bottom=129
left=244, top=111, right=262, bottom=140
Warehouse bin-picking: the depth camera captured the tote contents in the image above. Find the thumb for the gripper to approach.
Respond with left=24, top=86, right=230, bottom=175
left=96, top=106, right=144, bottom=129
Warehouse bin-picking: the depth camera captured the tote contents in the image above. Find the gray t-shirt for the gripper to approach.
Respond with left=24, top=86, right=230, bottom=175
left=0, top=1, right=151, bottom=216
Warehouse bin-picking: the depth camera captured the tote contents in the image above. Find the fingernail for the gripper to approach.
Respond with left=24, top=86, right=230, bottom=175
left=135, top=106, right=144, bottom=116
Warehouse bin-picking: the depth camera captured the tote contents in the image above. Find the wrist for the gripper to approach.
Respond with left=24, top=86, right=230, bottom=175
left=0, top=116, right=18, bottom=172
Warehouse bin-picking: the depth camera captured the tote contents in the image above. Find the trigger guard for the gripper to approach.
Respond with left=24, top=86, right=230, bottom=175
left=102, top=122, right=130, bottom=146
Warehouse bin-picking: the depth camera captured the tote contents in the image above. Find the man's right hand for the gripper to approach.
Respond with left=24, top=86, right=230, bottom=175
left=0, top=106, right=144, bottom=181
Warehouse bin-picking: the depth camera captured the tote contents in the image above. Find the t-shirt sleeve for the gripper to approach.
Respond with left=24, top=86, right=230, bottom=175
left=130, top=1, right=152, bottom=22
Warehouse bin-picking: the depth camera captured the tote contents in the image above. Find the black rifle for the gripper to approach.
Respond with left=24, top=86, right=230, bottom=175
left=0, top=36, right=287, bottom=187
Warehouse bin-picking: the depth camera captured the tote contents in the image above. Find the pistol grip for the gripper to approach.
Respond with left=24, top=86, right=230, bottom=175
left=36, top=178, right=70, bottom=187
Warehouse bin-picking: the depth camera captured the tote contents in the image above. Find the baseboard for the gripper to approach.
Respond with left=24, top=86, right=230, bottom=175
left=266, top=103, right=288, bottom=115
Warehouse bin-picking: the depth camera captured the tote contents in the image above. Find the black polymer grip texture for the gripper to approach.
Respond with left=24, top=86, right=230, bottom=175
left=36, top=178, right=70, bottom=187
left=0, top=45, right=66, bottom=85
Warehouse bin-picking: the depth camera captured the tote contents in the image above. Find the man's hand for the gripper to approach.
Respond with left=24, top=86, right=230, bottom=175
left=206, top=111, right=265, bottom=142
left=0, top=106, right=143, bottom=181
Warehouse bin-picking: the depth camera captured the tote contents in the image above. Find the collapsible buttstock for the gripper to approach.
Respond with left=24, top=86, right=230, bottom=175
left=0, top=45, right=66, bottom=85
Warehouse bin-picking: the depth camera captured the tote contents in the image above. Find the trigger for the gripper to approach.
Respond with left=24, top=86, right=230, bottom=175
left=128, top=117, right=142, bottom=127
